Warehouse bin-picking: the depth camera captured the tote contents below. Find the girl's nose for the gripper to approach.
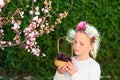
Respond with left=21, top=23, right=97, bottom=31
left=74, top=42, right=80, bottom=48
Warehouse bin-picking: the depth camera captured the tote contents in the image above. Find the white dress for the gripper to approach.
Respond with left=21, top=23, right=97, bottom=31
left=54, top=57, right=101, bottom=80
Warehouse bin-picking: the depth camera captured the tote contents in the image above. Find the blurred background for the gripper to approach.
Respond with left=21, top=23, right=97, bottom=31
left=0, top=0, right=120, bottom=80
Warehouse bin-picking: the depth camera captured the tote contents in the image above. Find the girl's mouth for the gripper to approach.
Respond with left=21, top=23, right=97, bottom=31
left=74, top=48, right=80, bottom=52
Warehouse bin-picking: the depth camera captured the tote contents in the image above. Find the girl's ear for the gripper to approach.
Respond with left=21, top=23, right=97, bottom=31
left=90, top=43, right=94, bottom=50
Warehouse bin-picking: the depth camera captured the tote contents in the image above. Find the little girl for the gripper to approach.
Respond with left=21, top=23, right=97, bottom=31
left=54, top=21, right=101, bottom=80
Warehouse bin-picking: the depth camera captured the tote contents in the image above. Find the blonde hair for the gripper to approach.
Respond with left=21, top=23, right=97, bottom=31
left=89, top=37, right=100, bottom=59
left=66, top=21, right=100, bottom=59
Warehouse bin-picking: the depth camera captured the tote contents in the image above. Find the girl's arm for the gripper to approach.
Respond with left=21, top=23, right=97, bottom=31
left=88, top=63, right=101, bottom=80
left=67, top=61, right=101, bottom=80
left=53, top=71, right=65, bottom=80
left=54, top=65, right=67, bottom=80
left=70, top=64, right=101, bottom=80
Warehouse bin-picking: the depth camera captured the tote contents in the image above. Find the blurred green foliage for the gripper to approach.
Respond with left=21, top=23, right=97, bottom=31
left=0, top=0, right=120, bottom=80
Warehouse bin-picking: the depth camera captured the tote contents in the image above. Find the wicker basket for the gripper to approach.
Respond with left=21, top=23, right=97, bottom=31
left=54, top=37, right=73, bottom=67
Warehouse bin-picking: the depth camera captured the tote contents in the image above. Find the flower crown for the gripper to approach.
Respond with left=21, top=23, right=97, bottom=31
left=76, top=21, right=99, bottom=41
left=67, top=21, right=100, bottom=42
left=66, top=21, right=100, bottom=53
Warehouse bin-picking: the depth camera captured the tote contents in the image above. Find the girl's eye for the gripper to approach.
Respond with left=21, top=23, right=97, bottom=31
left=74, top=41, right=84, bottom=45
left=74, top=41, right=77, bottom=43
left=80, top=43, right=84, bottom=45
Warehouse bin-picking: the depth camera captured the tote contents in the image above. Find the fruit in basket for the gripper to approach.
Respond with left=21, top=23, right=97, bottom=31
left=54, top=52, right=71, bottom=67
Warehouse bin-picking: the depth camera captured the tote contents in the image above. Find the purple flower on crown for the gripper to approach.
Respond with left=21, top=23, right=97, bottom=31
left=76, top=21, right=87, bottom=30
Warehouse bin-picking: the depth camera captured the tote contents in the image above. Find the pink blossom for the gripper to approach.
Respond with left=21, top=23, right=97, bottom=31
left=33, top=16, right=38, bottom=21
left=35, top=11, right=40, bottom=15
left=35, top=6, right=39, bottom=11
left=0, top=29, right=4, bottom=33
left=76, top=21, right=86, bottom=30
left=7, top=42, right=12, bottom=46
left=31, top=48, right=40, bottom=56
left=29, top=10, right=34, bottom=14
left=42, top=8, right=49, bottom=13
left=16, top=40, right=20, bottom=44
left=36, top=18, right=42, bottom=24
left=13, top=35, right=20, bottom=40
left=20, top=11, right=24, bottom=18
left=34, top=0, right=36, bottom=2
left=0, top=0, right=5, bottom=8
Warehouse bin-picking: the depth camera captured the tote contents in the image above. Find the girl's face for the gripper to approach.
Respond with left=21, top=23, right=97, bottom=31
left=73, top=31, right=93, bottom=56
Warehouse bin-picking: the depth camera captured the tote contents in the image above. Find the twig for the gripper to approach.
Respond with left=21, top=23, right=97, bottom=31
left=67, top=0, right=73, bottom=14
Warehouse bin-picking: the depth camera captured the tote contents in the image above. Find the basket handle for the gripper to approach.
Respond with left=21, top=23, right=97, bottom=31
left=57, top=36, right=73, bottom=56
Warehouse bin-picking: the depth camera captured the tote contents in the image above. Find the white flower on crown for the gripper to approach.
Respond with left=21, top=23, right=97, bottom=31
left=85, top=24, right=99, bottom=38
left=66, top=29, right=75, bottom=43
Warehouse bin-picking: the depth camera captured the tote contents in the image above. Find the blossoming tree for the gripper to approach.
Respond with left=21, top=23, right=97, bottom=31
left=0, top=0, right=72, bottom=56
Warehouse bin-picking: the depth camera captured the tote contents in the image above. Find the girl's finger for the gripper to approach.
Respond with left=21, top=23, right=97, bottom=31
left=66, top=67, right=71, bottom=72
left=71, top=61, right=74, bottom=64
left=58, top=65, right=63, bottom=69
left=68, top=61, right=73, bottom=67
left=61, top=65, right=67, bottom=70
left=67, top=62, right=73, bottom=70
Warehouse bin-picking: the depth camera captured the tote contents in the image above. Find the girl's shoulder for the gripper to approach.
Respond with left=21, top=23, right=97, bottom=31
left=88, top=58, right=100, bottom=69
left=71, top=56, right=100, bottom=66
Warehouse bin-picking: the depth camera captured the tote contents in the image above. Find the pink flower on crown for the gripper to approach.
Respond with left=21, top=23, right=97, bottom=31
left=76, top=21, right=86, bottom=30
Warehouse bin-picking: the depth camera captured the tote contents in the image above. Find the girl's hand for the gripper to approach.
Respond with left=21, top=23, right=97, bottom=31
left=57, top=65, right=67, bottom=74
left=66, top=61, right=77, bottom=76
